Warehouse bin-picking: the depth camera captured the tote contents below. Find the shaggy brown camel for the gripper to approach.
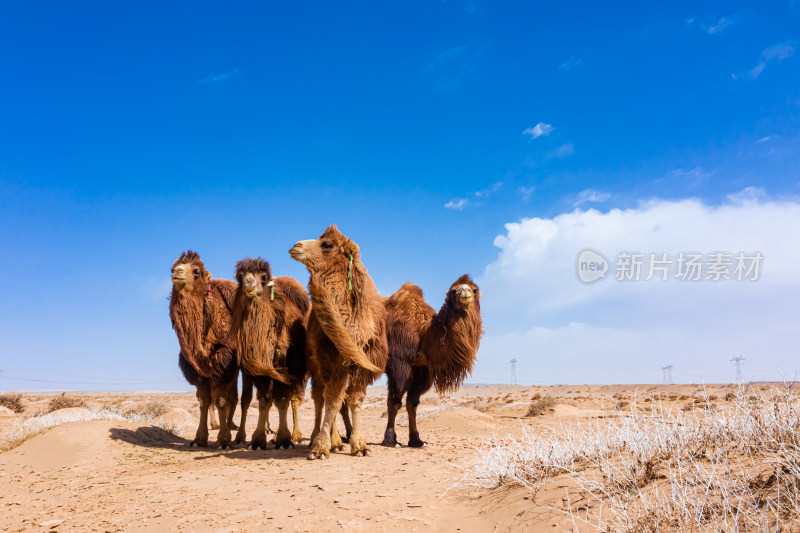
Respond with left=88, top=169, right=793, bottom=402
left=382, top=275, right=483, bottom=447
left=169, top=250, right=239, bottom=449
left=290, top=225, right=388, bottom=459
left=231, top=258, right=308, bottom=450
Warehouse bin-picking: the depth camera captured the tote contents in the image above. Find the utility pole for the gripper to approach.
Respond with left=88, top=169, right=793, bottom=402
left=510, top=358, right=517, bottom=386
left=731, top=356, right=746, bottom=384
left=661, top=365, right=673, bottom=385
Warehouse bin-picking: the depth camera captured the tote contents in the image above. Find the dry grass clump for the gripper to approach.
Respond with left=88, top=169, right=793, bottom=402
left=0, top=393, right=25, bottom=413
left=47, top=393, right=86, bottom=412
left=127, top=399, right=169, bottom=419
left=457, top=384, right=800, bottom=531
left=525, top=396, right=556, bottom=417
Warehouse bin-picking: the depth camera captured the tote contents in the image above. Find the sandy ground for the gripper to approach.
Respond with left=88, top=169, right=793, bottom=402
left=0, top=383, right=756, bottom=532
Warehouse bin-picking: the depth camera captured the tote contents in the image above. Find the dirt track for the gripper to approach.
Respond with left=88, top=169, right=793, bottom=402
left=0, top=383, right=745, bottom=532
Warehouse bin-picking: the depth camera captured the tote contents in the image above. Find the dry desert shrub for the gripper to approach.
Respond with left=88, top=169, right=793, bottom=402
left=127, top=399, right=169, bottom=419
left=0, top=393, right=25, bottom=413
left=457, top=384, right=800, bottom=531
left=47, top=393, right=86, bottom=412
left=525, top=396, right=556, bottom=417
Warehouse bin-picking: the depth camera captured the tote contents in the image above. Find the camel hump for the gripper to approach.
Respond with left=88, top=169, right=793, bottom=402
left=211, top=278, right=238, bottom=310
left=274, top=276, right=309, bottom=316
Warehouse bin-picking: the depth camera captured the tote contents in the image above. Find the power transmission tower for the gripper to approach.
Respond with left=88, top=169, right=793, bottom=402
left=510, top=358, right=517, bottom=386
left=661, top=365, right=673, bottom=385
left=731, top=356, right=746, bottom=384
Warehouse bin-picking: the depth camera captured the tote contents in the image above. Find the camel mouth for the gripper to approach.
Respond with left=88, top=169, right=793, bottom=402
left=459, top=295, right=473, bottom=305
left=245, top=288, right=257, bottom=298
left=289, top=246, right=306, bottom=262
left=172, top=276, right=186, bottom=283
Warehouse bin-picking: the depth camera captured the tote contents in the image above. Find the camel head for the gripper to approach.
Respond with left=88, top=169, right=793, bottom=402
left=446, top=274, right=481, bottom=311
left=289, top=224, right=360, bottom=273
left=171, top=250, right=211, bottom=293
left=235, top=257, right=273, bottom=300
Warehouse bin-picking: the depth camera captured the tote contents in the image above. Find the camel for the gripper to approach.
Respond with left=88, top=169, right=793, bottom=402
left=169, top=250, right=239, bottom=449
left=382, top=275, right=483, bottom=447
left=290, top=225, right=388, bottom=459
left=230, top=258, right=308, bottom=450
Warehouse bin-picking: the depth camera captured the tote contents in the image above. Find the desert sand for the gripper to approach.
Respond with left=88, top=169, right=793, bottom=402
left=0, top=383, right=751, bottom=532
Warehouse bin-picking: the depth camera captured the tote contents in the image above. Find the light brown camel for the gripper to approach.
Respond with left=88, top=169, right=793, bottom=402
left=290, top=225, right=388, bottom=459
left=231, top=258, right=308, bottom=449
left=381, top=275, right=483, bottom=447
left=169, top=250, right=239, bottom=449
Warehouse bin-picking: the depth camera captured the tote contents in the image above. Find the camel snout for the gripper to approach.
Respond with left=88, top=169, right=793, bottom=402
left=289, top=241, right=309, bottom=261
left=172, top=266, right=186, bottom=282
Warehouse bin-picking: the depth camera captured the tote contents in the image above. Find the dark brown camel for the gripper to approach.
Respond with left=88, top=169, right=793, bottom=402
left=382, top=275, right=483, bottom=447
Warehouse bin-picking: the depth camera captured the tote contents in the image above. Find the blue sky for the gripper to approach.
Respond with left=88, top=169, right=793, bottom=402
left=1, top=1, right=799, bottom=390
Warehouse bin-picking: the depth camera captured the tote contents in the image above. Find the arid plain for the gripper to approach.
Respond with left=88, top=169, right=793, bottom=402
left=0, top=382, right=788, bottom=532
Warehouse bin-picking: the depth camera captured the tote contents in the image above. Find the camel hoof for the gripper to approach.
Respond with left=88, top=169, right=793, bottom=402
left=225, top=446, right=231, bottom=451
left=190, top=442, right=197, bottom=448
left=320, top=454, right=327, bottom=461
left=395, top=444, right=401, bottom=448
left=216, top=446, right=223, bottom=450
left=355, top=451, right=362, bottom=457
left=248, top=445, right=254, bottom=450
left=307, top=452, right=317, bottom=460
left=364, top=449, right=372, bottom=456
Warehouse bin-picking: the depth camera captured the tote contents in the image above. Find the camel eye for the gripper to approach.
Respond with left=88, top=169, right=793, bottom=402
left=321, top=241, right=333, bottom=252
left=193, top=269, right=200, bottom=277
left=261, top=274, right=268, bottom=285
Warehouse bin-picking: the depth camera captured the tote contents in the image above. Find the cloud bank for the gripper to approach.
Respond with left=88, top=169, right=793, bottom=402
left=473, top=190, right=800, bottom=384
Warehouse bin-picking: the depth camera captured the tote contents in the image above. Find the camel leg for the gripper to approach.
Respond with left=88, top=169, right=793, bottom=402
left=191, top=381, right=211, bottom=447
left=234, top=373, right=253, bottom=445
left=330, top=414, right=344, bottom=452
left=308, top=376, right=324, bottom=446
left=227, top=379, right=239, bottom=431
left=308, top=373, right=347, bottom=461
left=250, top=389, right=271, bottom=450
left=272, top=383, right=293, bottom=449
left=208, top=405, right=220, bottom=430
left=291, top=393, right=303, bottom=445
left=407, top=368, right=429, bottom=448
left=339, top=402, right=352, bottom=443
left=211, top=383, right=232, bottom=450
left=346, top=383, right=369, bottom=457
left=382, top=362, right=410, bottom=447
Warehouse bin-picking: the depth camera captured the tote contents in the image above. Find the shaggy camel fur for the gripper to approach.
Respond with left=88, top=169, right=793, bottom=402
left=382, top=275, right=483, bottom=447
left=290, top=225, right=388, bottom=459
left=231, top=258, right=308, bottom=449
left=170, top=250, right=239, bottom=449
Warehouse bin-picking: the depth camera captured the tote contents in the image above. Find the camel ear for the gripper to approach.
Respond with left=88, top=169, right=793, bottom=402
left=344, top=241, right=360, bottom=256
left=476, top=290, right=482, bottom=298
left=204, top=271, right=212, bottom=281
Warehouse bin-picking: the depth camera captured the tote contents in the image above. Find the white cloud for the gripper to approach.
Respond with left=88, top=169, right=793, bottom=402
left=559, top=57, right=584, bottom=72
left=757, top=135, right=777, bottom=144
left=549, top=143, right=575, bottom=158
left=198, top=69, right=240, bottom=84
left=518, top=186, right=536, bottom=202
left=475, top=181, right=503, bottom=198
left=444, top=198, right=468, bottom=210
left=670, top=166, right=714, bottom=186
left=573, top=188, right=610, bottom=206
left=522, top=122, right=554, bottom=139
left=473, top=190, right=800, bottom=384
left=750, top=43, right=795, bottom=79
left=705, top=17, right=734, bottom=34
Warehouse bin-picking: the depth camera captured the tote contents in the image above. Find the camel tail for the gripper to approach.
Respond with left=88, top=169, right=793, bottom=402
left=237, top=353, right=293, bottom=385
